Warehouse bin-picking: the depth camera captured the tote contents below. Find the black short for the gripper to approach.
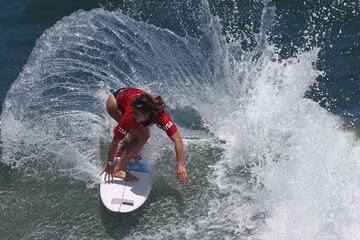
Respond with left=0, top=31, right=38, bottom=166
left=112, top=88, right=126, bottom=98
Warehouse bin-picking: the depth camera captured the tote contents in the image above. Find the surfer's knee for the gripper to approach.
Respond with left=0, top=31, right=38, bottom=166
left=141, top=130, right=150, bottom=143
left=138, top=128, right=150, bottom=144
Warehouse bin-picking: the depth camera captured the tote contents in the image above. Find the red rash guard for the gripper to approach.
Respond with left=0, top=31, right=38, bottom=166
left=113, top=88, right=178, bottom=139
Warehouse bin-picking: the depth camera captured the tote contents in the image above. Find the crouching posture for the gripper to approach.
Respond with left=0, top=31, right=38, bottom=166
left=101, top=88, right=187, bottom=183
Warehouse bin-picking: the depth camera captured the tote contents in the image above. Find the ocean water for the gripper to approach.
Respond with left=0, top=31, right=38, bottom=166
left=1, top=0, right=359, bottom=239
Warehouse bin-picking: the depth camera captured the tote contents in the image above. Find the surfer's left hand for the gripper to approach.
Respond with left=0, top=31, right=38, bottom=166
left=176, top=164, right=187, bottom=184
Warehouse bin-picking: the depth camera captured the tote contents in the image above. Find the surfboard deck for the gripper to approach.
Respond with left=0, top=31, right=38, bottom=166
left=100, top=155, right=153, bottom=213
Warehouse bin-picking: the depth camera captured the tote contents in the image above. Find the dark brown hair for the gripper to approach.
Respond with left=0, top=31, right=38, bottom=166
left=131, top=94, right=165, bottom=126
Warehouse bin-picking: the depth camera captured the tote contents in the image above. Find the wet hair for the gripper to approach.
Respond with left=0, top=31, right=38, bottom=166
left=131, top=94, right=165, bottom=126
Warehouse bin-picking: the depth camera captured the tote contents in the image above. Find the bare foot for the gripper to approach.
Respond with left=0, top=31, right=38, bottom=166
left=114, top=169, right=138, bottom=182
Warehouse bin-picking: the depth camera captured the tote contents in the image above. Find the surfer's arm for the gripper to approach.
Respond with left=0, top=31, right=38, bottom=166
left=107, top=136, right=121, bottom=162
left=170, top=132, right=185, bottom=166
left=101, top=136, right=121, bottom=182
left=157, top=112, right=186, bottom=167
left=170, top=132, right=187, bottom=183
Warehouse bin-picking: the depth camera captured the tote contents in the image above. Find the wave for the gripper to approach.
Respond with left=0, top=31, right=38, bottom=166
left=1, top=0, right=359, bottom=239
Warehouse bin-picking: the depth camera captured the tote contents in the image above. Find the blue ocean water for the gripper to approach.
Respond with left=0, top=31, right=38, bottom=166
left=1, top=0, right=359, bottom=239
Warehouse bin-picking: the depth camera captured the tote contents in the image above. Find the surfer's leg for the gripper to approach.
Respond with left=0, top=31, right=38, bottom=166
left=116, top=127, right=150, bottom=169
left=114, top=128, right=150, bottom=181
left=123, top=129, right=149, bottom=158
left=106, top=95, right=122, bottom=122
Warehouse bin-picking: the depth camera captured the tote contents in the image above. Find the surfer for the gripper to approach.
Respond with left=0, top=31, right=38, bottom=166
left=101, top=88, right=187, bottom=183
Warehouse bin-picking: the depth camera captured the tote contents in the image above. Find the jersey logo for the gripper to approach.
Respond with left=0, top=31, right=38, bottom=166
left=162, top=121, right=173, bottom=131
left=118, top=126, right=127, bottom=135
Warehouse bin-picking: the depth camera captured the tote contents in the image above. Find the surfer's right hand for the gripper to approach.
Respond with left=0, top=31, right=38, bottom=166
left=100, top=162, right=115, bottom=183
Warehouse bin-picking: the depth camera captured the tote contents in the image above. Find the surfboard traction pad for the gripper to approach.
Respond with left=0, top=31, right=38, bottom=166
left=111, top=198, right=134, bottom=206
left=112, top=155, right=152, bottom=173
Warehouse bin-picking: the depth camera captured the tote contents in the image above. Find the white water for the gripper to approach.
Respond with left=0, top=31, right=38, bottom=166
left=1, top=0, right=360, bottom=239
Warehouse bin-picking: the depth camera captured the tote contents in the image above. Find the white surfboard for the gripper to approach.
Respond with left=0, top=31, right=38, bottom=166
left=100, top=155, right=153, bottom=213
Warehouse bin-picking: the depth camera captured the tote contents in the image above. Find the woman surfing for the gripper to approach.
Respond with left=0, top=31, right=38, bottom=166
left=101, top=88, right=187, bottom=183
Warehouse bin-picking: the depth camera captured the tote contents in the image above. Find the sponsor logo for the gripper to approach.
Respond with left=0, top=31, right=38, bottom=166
left=162, top=121, right=173, bottom=131
left=118, top=126, right=127, bottom=135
